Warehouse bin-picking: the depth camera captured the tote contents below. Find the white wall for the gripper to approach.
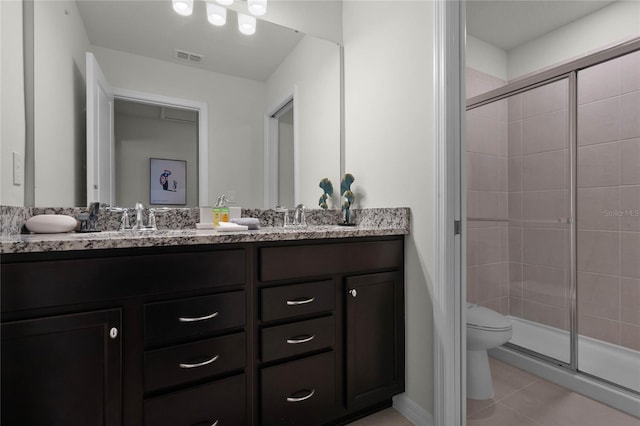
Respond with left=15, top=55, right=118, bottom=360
left=343, top=0, right=435, bottom=416
left=266, top=35, right=341, bottom=209
left=1, top=0, right=26, bottom=206
left=466, top=34, right=508, bottom=81
left=91, top=45, right=266, bottom=209
left=508, top=1, right=640, bottom=80
left=33, top=0, right=90, bottom=206
left=115, top=104, right=198, bottom=208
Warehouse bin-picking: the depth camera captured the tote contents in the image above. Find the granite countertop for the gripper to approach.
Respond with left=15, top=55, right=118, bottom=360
left=0, top=225, right=408, bottom=254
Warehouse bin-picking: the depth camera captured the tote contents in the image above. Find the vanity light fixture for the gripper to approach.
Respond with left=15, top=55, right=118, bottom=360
left=247, top=0, right=267, bottom=16
left=172, top=0, right=194, bottom=16
left=216, top=0, right=234, bottom=5
left=238, top=13, right=256, bottom=35
left=206, top=2, right=226, bottom=26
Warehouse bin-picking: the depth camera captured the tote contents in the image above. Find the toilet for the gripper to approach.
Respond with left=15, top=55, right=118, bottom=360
left=466, top=303, right=513, bottom=400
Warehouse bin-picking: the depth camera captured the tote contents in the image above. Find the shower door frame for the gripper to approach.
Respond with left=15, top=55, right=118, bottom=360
left=466, top=36, right=640, bottom=389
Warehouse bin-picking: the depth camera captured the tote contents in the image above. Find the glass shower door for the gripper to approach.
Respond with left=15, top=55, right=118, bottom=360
left=504, top=78, right=573, bottom=364
left=576, top=51, right=640, bottom=393
left=467, top=77, right=572, bottom=365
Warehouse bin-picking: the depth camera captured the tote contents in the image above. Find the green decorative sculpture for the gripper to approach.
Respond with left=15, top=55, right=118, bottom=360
left=318, top=178, right=334, bottom=210
left=340, top=173, right=355, bottom=225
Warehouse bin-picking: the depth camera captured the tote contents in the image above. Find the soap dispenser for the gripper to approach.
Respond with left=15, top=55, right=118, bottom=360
left=213, top=196, right=222, bottom=226
left=213, top=195, right=229, bottom=226
left=220, top=196, right=230, bottom=223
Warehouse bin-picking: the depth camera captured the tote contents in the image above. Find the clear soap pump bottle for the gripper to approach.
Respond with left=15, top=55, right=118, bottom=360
left=213, top=195, right=229, bottom=226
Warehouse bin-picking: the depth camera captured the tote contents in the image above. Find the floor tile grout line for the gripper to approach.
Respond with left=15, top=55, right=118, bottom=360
left=467, top=400, right=497, bottom=417
left=491, top=377, right=542, bottom=405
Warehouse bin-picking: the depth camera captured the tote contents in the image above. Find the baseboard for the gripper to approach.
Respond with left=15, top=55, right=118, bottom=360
left=393, top=393, right=434, bottom=426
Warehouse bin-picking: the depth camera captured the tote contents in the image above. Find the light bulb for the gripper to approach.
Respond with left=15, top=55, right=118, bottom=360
left=247, top=0, right=267, bottom=16
left=206, top=2, right=226, bottom=26
left=238, top=13, right=256, bottom=35
left=172, top=0, right=193, bottom=16
left=216, top=0, right=234, bottom=5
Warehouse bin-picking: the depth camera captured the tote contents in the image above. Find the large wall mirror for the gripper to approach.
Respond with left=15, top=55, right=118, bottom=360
left=27, top=0, right=341, bottom=209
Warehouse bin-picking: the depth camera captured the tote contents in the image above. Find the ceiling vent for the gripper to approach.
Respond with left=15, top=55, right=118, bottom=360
left=174, top=49, right=204, bottom=63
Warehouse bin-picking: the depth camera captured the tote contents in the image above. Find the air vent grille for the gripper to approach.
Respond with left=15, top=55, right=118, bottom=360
left=174, top=49, right=204, bottom=63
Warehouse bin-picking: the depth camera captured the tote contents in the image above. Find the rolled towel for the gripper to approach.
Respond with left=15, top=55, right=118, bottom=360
left=230, top=217, right=260, bottom=230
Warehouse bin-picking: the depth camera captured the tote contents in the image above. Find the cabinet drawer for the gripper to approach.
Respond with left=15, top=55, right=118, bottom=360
left=145, top=291, right=245, bottom=346
left=144, top=332, right=246, bottom=393
left=261, top=352, right=335, bottom=426
left=261, top=280, right=334, bottom=322
left=2, top=249, right=246, bottom=313
left=262, top=316, right=334, bottom=363
left=144, top=374, right=246, bottom=426
left=259, top=239, right=403, bottom=281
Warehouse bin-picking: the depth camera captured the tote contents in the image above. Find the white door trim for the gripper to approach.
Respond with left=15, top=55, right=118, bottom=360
left=112, top=87, right=209, bottom=206
left=433, top=0, right=466, bottom=425
left=86, top=52, right=115, bottom=207
left=264, top=114, right=279, bottom=208
left=264, top=86, right=299, bottom=208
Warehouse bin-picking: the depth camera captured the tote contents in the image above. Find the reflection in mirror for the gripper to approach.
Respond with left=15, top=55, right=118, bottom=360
left=272, top=100, right=295, bottom=208
left=28, top=0, right=340, bottom=209
left=114, top=100, right=199, bottom=208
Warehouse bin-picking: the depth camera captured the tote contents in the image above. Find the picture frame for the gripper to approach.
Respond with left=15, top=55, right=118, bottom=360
left=150, top=158, right=187, bottom=205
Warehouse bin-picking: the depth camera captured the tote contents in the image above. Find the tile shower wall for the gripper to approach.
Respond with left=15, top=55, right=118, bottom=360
left=577, top=51, right=640, bottom=351
left=468, top=49, right=640, bottom=352
left=466, top=68, right=509, bottom=314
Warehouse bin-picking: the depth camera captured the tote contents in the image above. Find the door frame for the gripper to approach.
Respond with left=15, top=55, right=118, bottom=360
left=86, top=52, right=115, bottom=206
left=111, top=88, right=209, bottom=206
left=433, top=0, right=466, bottom=425
left=264, top=86, right=299, bottom=208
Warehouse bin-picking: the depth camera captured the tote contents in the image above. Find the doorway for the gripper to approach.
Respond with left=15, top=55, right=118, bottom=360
left=265, top=91, right=298, bottom=208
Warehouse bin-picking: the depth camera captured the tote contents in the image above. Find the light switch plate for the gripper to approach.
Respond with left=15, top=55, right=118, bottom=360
left=13, top=152, right=23, bottom=186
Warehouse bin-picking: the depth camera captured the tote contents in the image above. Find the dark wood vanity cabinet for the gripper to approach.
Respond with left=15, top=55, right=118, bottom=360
left=1, top=235, right=404, bottom=425
left=256, top=237, right=405, bottom=425
left=1, top=309, right=122, bottom=426
left=345, top=272, right=405, bottom=409
left=1, top=245, right=249, bottom=426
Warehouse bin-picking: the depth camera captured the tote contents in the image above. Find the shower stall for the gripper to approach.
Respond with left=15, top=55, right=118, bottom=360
left=466, top=38, right=640, bottom=406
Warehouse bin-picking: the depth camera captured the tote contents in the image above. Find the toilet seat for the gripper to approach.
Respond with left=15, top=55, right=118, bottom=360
left=467, top=305, right=512, bottom=332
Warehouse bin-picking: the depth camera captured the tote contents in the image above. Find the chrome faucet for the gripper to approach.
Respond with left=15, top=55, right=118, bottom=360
left=130, top=203, right=169, bottom=231
left=132, top=202, right=146, bottom=231
left=293, top=204, right=306, bottom=226
left=106, top=206, right=131, bottom=230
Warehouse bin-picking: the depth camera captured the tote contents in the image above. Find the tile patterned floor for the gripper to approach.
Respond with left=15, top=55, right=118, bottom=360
left=347, top=407, right=414, bottom=426
left=467, top=358, right=640, bottom=426
left=348, top=358, right=640, bottom=426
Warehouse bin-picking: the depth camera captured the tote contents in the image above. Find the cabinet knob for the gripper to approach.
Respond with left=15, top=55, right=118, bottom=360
left=349, top=289, right=357, bottom=298
left=109, top=327, right=118, bottom=339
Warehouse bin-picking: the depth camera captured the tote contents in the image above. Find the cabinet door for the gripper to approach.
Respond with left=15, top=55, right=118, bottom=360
left=1, top=309, right=122, bottom=426
left=345, top=271, right=404, bottom=409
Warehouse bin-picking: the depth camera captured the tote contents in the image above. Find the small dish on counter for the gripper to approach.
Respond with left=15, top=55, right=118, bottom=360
left=25, top=215, right=77, bottom=234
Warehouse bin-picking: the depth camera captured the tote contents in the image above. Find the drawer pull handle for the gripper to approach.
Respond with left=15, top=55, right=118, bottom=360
left=287, top=389, right=315, bottom=403
left=286, top=297, right=315, bottom=306
left=192, top=421, right=219, bottom=426
left=179, top=354, right=220, bottom=369
left=286, top=334, right=315, bottom=344
left=178, top=312, right=219, bottom=323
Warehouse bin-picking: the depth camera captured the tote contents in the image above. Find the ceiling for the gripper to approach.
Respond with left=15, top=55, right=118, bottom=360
left=76, top=0, right=305, bottom=81
left=466, top=0, right=618, bottom=51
